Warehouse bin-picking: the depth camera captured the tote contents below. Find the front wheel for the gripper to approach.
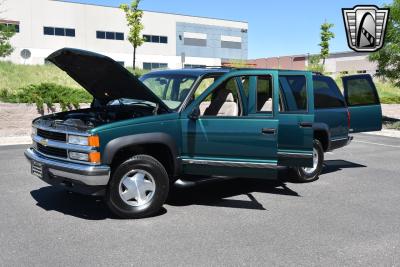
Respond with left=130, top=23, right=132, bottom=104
left=106, top=155, right=169, bottom=219
left=294, top=140, right=324, bottom=183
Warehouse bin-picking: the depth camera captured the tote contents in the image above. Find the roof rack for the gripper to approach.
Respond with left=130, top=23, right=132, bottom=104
left=186, top=66, right=235, bottom=69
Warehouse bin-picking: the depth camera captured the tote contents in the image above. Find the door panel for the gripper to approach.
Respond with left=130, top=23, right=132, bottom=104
left=342, top=74, right=382, bottom=133
left=180, top=70, right=279, bottom=179
left=181, top=117, right=278, bottom=178
left=277, top=72, right=315, bottom=167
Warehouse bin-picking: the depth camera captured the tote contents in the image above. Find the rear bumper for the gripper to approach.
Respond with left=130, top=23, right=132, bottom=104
left=25, top=148, right=110, bottom=195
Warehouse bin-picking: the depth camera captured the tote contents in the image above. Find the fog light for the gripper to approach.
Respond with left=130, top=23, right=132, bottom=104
left=69, top=151, right=89, bottom=161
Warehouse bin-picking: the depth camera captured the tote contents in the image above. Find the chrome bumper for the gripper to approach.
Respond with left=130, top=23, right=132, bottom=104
left=24, top=148, right=110, bottom=186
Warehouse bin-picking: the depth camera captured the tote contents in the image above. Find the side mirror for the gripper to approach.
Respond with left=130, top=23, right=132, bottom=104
left=188, top=107, right=200, bottom=120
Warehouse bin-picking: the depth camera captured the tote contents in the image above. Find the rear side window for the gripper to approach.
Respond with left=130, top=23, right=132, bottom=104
left=279, top=75, right=307, bottom=112
left=344, top=77, right=379, bottom=106
left=313, top=76, right=345, bottom=109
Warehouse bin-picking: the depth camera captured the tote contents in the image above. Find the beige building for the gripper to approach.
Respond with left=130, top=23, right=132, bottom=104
left=0, top=0, right=248, bottom=69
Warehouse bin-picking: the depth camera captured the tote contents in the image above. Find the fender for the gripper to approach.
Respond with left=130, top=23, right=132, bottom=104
left=313, top=123, right=331, bottom=151
left=102, top=132, right=180, bottom=174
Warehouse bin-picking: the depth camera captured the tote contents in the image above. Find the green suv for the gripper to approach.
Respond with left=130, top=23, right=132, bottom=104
left=25, top=48, right=382, bottom=218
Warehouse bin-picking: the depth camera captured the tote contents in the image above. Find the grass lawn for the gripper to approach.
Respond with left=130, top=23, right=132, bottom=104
left=0, top=61, right=82, bottom=91
left=0, top=61, right=148, bottom=92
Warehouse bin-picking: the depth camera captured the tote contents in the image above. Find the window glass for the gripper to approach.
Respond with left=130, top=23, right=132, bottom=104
left=279, top=75, right=307, bottom=112
left=313, top=76, right=345, bottom=109
left=345, top=77, right=379, bottom=106
left=240, top=76, right=250, bottom=98
left=54, top=27, right=64, bottom=36
left=65, top=28, right=75, bottom=37
left=115, top=32, right=124, bottom=40
left=160, top=36, right=168, bottom=43
left=199, top=77, right=240, bottom=117
left=96, top=31, right=105, bottom=39
left=106, top=32, right=115, bottom=40
left=256, top=76, right=273, bottom=113
left=143, top=35, right=151, bottom=42
left=151, top=35, right=160, bottom=43
left=141, top=74, right=196, bottom=110
left=43, top=27, right=54, bottom=35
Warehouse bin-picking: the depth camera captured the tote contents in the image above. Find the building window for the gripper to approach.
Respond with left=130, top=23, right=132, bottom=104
left=143, top=62, right=168, bottom=70
left=96, top=31, right=124, bottom=41
left=357, top=70, right=367, bottom=74
left=184, top=64, right=206, bottom=68
left=183, top=32, right=207, bottom=47
left=0, top=23, right=19, bottom=33
left=143, top=34, right=168, bottom=44
left=44, top=26, right=75, bottom=37
left=221, top=35, right=242, bottom=49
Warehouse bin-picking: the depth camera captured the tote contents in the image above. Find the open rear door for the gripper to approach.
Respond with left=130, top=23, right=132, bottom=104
left=342, top=74, right=382, bottom=133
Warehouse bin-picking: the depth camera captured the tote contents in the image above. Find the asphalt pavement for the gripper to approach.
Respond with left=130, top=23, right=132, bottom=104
left=0, top=134, right=399, bottom=266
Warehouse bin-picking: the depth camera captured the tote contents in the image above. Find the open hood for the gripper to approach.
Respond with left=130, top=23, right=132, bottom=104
left=47, top=48, right=169, bottom=111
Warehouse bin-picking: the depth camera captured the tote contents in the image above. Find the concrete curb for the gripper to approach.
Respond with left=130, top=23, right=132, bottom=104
left=363, top=129, right=400, bottom=139
left=0, top=136, right=32, bottom=146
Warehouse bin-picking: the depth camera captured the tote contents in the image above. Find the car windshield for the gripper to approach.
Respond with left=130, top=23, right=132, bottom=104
left=140, top=74, right=198, bottom=110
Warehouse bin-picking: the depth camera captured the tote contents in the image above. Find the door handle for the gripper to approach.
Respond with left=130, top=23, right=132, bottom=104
left=299, top=122, right=313, bottom=128
left=261, top=128, right=276, bottom=135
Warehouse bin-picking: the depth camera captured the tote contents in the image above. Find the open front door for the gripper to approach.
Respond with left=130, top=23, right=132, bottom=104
left=342, top=74, right=382, bottom=133
left=181, top=70, right=279, bottom=179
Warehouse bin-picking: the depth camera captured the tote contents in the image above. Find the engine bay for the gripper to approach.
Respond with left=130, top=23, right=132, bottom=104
left=33, top=105, right=156, bottom=133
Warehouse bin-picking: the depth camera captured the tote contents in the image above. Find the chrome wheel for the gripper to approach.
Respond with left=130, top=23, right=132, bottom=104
left=302, top=148, right=318, bottom=175
left=118, top=169, right=156, bottom=207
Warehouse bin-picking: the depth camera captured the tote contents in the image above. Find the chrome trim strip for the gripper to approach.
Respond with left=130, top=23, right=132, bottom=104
left=181, top=159, right=277, bottom=169
left=33, top=125, right=91, bottom=137
left=278, top=152, right=313, bottom=159
left=25, top=148, right=110, bottom=186
left=33, top=135, right=97, bottom=153
left=331, top=137, right=349, bottom=142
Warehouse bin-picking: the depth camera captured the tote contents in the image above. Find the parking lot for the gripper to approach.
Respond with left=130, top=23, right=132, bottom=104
left=0, top=133, right=399, bottom=266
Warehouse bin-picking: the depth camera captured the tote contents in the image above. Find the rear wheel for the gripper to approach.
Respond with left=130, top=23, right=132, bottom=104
left=294, top=139, right=324, bottom=183
left=106, top=155, right=169, bottom=219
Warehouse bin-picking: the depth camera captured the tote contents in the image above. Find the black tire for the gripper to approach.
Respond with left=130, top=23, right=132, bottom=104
left=106, top=155, right=169, bottom=219
left=294, top=139, right=324, bottom=183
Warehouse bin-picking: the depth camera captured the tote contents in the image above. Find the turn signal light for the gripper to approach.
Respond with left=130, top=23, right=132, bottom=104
left=89, top=152, right=101, bottom=164
left=88, top=136, right=100, bottom=147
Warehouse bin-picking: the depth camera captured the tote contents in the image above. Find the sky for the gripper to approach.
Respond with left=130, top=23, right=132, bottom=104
left=65, top=0, right=388, bottom=59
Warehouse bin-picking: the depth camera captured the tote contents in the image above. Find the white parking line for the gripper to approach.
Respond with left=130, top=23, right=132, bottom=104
left=353, top=140, right=400, bottom=148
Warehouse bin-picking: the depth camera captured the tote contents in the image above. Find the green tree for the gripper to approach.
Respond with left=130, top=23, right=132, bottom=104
left=0, top=6, right=16, bottom=58
left=307, top=55, right=324, bottom=73
left=120, top=0, right=145, bottom=70
left=369, top=0, right=400, bottom=87
left=319, top=22, right=335, bottom=65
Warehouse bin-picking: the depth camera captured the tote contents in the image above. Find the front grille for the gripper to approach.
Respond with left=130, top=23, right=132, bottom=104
left=37, top=143, right=68, bottom=158
left=37, top=128, right=66, bottom=142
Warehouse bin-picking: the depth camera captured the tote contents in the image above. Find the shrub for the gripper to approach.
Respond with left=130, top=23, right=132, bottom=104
left=0, top=83, right=92, bottom=113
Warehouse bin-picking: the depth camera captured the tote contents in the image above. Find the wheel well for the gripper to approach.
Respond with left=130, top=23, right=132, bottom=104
left=111, top=143, right=175, bottom=176
left=314, top=130, right=329, bottom=151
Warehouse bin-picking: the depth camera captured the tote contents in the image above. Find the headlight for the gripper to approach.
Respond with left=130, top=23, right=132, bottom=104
left=68, top=135, right=100, bottom=147
left=68, top=135, right=88, bottom=146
